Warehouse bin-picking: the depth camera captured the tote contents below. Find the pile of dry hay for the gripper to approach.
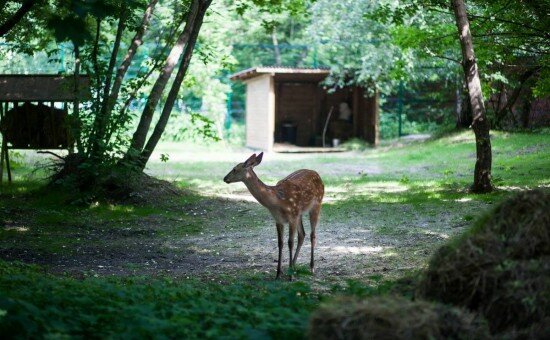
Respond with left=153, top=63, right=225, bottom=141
left=309, top=189, right=549, bottom=339
left=420, top=189, right=549, bottom=335
left=309, top=296, right=489, bottom=340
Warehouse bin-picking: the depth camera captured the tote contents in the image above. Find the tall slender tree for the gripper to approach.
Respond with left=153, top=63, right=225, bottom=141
left=451, top=0, right=492, bottom=192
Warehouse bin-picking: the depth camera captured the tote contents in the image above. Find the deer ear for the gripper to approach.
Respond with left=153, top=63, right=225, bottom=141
left=255, top=152, right=263, bottom=165
left=244, top=153, right=257, bottom=167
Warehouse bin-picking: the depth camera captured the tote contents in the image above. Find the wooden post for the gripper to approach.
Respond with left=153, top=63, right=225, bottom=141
left=4, top=138, right=11, bottom=183
left=0, top=137, right=4, bottom=185
left=0, top=102, right=4, bottom=184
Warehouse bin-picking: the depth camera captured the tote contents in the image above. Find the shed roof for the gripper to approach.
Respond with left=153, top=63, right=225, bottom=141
left=0, top=75, right=91, bottom=101
left=230, top=66, right=330, bottom=82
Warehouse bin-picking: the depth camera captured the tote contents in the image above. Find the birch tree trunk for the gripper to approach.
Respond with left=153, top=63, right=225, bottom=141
left=451, top=0, right=493, bottom=193
left=137, top=0, right=211, bottom=170
left=73, top=46, right=84, bottom=154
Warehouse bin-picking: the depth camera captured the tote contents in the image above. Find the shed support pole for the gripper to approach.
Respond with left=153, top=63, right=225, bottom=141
left=0, top=103, right=4, bottom=184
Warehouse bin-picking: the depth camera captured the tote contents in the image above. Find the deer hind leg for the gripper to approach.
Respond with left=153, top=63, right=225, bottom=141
left=292, top=216, right=305, bottom=266
left=276, top=223, right=284, bottom=279
left=288, top=220, right=297, bottom=271
left=309, top=204, right=321, bottom=274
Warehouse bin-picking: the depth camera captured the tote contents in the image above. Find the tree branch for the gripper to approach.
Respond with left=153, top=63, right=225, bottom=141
left=495, top=66, right=541, bottom=125
left=0, top=0, right=36, bottom=37
left=37, top=151, right=64, bottom=160
left=468, top=14, right=548, bottom=36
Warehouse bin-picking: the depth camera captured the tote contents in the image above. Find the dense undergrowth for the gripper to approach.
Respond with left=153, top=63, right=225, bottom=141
left=0, top=261, right=398, bottom=338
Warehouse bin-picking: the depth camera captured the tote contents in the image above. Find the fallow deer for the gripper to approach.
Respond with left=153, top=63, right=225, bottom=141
left=223, top=152, right=324, bottom=279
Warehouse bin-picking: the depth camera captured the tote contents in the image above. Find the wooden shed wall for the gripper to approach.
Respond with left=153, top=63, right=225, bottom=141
left=245, top=74, right=274, bottom=150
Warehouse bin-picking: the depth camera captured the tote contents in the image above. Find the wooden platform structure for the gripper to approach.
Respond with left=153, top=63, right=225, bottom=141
left=0, top=74, right=90, bottom=184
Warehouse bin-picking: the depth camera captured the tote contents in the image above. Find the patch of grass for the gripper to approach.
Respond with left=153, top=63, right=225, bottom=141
left=375, top=225, right=401, bottom=236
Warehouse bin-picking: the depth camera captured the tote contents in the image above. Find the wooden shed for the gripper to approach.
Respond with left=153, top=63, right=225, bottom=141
left=230, top=66, right=379, bottom=151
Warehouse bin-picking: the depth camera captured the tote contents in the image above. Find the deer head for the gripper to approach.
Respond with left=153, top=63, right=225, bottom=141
left=223, top=152, right=264, bottom=183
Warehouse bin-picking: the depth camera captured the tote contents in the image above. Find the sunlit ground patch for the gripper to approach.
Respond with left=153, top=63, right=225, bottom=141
left=3, top=226, right=29, bottom=232
left=321, top=245, right=385, bottom=255
left=421, top=230, right=450, bottom=239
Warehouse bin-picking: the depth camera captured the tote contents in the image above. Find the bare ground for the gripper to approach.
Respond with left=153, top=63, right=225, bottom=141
left=0, top=147, right=490, bottom=283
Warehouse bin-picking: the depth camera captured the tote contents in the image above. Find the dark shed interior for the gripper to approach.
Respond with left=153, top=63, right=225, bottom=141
left=273, top=73, right=378, bottom=147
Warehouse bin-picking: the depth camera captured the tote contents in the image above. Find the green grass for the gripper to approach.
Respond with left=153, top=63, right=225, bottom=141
left=147, top=130, right=550, bottom=199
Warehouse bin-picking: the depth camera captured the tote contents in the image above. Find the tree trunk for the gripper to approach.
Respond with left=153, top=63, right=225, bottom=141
left=451, top=0, right=492, bottom=193
left=521, top=98, right=531, bottom=128
left=73, top=46, right=84, bottom=154
left=91, top=18, right=103, bottom=141
left=137, top=0, right=211, bottom=169
left=127, top=0, right=199, bottom=155
left=91, top=7, right=127, bottom=156
left=105, top=0, right=158, bottom=118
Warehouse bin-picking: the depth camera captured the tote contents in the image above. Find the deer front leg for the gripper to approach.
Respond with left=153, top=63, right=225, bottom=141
left=276, top=223, right=284, bottom=279
left=292, top=216, right=305, bottom=266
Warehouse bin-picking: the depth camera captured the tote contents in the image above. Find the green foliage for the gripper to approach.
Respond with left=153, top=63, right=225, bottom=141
left=373, top=0, right=549, bottom=127
left=162, top=110, right=221, bottom=143
left=0, top=261, right=320, bottom=338
left=379, top=111, right=444, bottom=140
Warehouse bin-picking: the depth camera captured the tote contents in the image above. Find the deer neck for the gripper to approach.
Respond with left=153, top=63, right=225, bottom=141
left=243, top=169, right=279, bottom=208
